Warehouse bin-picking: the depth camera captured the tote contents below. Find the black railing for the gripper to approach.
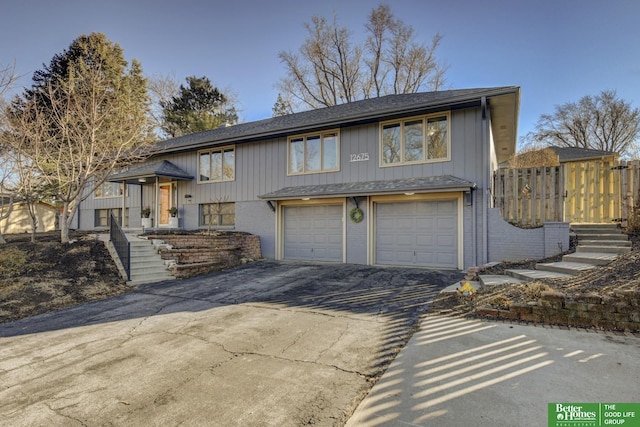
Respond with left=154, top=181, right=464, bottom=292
left=109, top=212, right=130, bottom=280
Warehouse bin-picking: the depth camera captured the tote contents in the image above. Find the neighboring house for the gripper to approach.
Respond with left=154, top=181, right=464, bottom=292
left=549, top=146, right=617, bottom=164
left=0, top=196, right=58, bottom=234
left=502, top=146, right=617, bottom=168
left=75, top=87, right=521, bottom=270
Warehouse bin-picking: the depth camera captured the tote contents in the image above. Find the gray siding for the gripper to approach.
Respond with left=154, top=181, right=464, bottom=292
left=345, top=197, right=367, bottom=264
left=77, top=105, right=492, bottom=268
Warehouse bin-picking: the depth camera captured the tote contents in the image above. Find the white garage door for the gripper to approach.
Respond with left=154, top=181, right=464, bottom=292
left=283, top=205, right=343, bottom=262
left=375, top=199, right=458, bottom=268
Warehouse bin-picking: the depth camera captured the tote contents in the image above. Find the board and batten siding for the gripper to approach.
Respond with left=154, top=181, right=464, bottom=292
left=76, top=105, right=491, bottom=267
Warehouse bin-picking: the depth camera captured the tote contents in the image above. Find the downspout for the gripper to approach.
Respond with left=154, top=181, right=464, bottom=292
left=121, top=181, right=126, bottom=228
left=481, top=96, right=489, bottom=265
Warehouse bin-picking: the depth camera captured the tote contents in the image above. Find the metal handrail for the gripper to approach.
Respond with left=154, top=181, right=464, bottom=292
left=109, top=212, right=130, bottom=280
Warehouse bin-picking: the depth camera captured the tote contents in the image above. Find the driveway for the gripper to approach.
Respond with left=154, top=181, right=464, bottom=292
left=0, top=261, right=463, bottom=426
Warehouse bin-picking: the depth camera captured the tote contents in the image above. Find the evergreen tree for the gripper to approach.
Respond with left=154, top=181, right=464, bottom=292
left=160, top=76, right=238, bottom=137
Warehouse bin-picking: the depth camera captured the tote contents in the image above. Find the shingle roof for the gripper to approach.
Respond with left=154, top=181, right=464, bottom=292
left=152, top=87, right=519, bottom=155
left=107, top=160, right=193, bottom=183
left=259, top=176, right=476, bottom=200
left=550, top=146, right=617, bottom=162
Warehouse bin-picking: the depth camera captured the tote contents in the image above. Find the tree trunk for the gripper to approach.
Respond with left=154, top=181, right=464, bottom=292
left=60, top=203, right=70, bottom=243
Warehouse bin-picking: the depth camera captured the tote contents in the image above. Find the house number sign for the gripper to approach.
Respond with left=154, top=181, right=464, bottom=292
left=350, top=153, right=370, bottom=162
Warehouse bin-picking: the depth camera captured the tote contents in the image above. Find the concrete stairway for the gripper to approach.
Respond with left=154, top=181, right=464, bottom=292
left=479, top=223, right=630, bottom=287
left=127, top=235, right=175, bottom=285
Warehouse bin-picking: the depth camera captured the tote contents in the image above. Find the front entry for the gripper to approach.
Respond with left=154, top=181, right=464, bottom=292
left=158, top=183, right=172, bottom=227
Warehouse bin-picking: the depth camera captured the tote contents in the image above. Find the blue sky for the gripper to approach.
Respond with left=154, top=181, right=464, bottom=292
left=2, top=0, right=639, bottom=147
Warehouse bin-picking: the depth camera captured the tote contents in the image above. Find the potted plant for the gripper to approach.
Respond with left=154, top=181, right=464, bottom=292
left=141, top=206, right=152, bottom=229
left=168, top=207, right=179, bottom=228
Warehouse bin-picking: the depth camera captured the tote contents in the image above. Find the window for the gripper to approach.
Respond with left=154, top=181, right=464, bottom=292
left=95, top=182, right=124, bottom=198
left=200, top=202, right=235, bottom=227
left=199, top=146, right=235, bottom=183
left=380, top=113, right=449, bottom=166
left=94, top=208, right=128, bottom=227
left=288, top=131, right=339, bottom=175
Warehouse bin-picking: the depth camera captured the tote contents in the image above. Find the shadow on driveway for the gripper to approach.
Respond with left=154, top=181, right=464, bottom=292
left=0, top=260, right=464, bottom=426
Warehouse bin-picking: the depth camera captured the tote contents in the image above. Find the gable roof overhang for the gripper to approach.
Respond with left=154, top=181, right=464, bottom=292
left=106, top=160, right=193, bottom=185
left=258, top=176, right=476, bottom=201
left=149, top=87, right=520, bottom=158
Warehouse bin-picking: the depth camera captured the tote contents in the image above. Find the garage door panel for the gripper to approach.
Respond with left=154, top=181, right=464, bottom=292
left=284, top=205, right=343, bottom=262
left=375, top=200, right=458, bottom=268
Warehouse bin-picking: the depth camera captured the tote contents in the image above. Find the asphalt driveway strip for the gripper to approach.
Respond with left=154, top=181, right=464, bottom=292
left=0, top=260, right=464, bottom=426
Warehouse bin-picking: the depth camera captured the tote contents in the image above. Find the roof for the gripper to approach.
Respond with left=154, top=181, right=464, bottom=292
left=549, top=146, right=617, bottom=163
left=259, top=176, right=476, bottom=200
left=107, top=160, right=193, bottom=184
left=150, top=87, right=520, bottom=162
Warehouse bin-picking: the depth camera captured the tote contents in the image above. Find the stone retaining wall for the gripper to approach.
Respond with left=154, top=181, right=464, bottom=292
left=145, top=232, right=262, bottom=279
left=476, top=290, right=640, bottom=332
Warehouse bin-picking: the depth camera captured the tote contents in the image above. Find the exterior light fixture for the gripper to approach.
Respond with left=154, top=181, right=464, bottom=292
left=301, top=197, right=311, bottom=201
left=404, top=192, right=415, bottom=196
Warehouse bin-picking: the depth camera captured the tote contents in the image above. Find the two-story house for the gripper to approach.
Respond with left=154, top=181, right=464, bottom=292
left=77, top=87, right=520, bottom=270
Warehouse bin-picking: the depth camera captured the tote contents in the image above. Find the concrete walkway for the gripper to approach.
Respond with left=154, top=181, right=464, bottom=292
left=346, top=315, right=640, bottom=427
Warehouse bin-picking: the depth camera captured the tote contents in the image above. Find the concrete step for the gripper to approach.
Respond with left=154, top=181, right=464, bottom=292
left=479, top=275, right=524, bottom=286
left=574, top=233, right=628, bottom=241
left=128, top=272, right=173, bottom=286
left=562, top=252, right=618, bottom=265
left=576, top=245, right=631, bottom=254
left=535, top=261, right=597, bottom=275
left=505, top=269, right=573, bottom=282
left=578, top=239, right=631, bottom=247
left=571, top=224, right=622, bottom=233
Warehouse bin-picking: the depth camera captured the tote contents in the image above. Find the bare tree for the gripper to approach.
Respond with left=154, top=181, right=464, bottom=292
left=528, top=90, right=640, bottom=157
left=147, top=73, right=179, bottom=136
left=7, top=61, right=152, bottom=243
left=278, top=4, right=446, bottom=111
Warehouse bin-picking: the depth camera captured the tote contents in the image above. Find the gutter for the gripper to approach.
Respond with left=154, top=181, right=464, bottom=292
left=481, top=96, right=488, bottom=265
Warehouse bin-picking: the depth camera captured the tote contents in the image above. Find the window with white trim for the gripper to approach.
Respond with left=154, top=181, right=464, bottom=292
left=288, top=131, right=339, bottom=175
left=198, top=146, right=235, bottom=183
left=380, top=113, right=449, bottom=166
left=199, top=202, right=235, bottom=227
left=95, top=182, right=124, bottom=198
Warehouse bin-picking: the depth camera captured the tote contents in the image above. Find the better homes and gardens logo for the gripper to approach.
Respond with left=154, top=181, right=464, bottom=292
left=549, top=403, right=639, bottom=427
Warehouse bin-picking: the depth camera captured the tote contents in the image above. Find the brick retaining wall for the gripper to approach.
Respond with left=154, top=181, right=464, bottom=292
left=476, top=289, right=640, bottom=332
left=145, top=232, right=262, bottom=279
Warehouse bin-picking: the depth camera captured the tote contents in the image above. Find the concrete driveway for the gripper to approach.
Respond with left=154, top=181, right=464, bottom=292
left=0, top=261, right=463, bottom=426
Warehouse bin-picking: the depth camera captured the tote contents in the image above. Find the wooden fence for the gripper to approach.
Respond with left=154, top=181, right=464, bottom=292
left=493, top=159, right=640, bottom=225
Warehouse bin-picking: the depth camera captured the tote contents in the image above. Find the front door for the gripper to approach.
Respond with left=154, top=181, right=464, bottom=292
left=158, top=183, right=172, bottom=226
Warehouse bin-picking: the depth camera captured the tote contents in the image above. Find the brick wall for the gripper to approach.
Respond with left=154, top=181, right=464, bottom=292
left=477, top=289, right=640, bottom=332
left=146, top=232, right=262, bottom=279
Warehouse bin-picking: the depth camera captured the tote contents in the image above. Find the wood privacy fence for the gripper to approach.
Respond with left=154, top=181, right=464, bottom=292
left=493, top=159, right=640, bottom=225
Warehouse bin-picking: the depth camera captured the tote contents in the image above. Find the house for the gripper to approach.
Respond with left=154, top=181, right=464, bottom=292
left=0, top=196, right=58, bottom=234
left=75, top=87, right=522, bottom=270
left=503, top=145, right=617, bottom=168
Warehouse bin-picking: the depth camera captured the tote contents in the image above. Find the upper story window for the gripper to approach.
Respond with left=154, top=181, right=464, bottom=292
left=380, top=113, right=450, bottom=166
left=199, top=146, right=235, bottom=183
left=95, top=182, right=124, bottom=198
left=288, top=131, right=339, bottom=175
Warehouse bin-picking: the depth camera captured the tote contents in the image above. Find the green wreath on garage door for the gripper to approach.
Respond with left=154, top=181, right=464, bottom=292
left=349, top=207, right=364, bottom=223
